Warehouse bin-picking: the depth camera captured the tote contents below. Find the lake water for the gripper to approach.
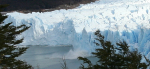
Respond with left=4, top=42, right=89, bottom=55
left=17, top=46, right=98, bottom=69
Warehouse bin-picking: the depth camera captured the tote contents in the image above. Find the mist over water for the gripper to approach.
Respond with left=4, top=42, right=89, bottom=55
left=17, top=46, right=97, bottom=69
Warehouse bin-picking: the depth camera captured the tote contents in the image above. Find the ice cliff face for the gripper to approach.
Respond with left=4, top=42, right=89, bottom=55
left=4, top=0, right=150, bottom=56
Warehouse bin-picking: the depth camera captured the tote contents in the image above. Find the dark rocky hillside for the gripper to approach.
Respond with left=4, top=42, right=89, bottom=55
left=0, top=0, right=96, bottom=12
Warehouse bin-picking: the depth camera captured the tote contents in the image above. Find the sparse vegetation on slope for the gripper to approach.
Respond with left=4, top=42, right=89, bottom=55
left=0, top=0, right=96, bottom=12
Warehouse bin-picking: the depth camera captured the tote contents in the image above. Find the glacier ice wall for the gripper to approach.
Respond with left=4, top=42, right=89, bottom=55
left=3, top=0, right=150, bottom=56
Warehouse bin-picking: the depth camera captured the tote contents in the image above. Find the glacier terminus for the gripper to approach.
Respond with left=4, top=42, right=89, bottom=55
left=3, top=0, right=150, bottom=59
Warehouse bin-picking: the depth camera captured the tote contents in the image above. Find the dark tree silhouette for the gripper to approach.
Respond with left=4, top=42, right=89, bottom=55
left=78, top=30, right=150, bottom=69
left=0, top=5, right=32, bottom=69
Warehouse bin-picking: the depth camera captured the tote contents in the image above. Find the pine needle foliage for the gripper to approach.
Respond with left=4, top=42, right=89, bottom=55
left=78, top=30, right=150, bottom=69
left=0, top=5, right=32, bottom=69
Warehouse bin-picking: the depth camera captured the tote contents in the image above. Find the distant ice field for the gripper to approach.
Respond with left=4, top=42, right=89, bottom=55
left=4, top=0, right=150, bottom=59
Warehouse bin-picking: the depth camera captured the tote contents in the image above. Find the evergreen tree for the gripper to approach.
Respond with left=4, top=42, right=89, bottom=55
left=78, top=30, right=150, bottom=69
left=0, top=5, right=32, bottom=69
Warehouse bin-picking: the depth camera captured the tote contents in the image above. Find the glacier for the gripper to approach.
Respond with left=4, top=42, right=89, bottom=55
left=3, top=0, right=150, bottom=58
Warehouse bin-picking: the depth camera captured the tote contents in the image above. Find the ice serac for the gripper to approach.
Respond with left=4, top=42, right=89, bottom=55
left=4, top=0, right=150, bottom=57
